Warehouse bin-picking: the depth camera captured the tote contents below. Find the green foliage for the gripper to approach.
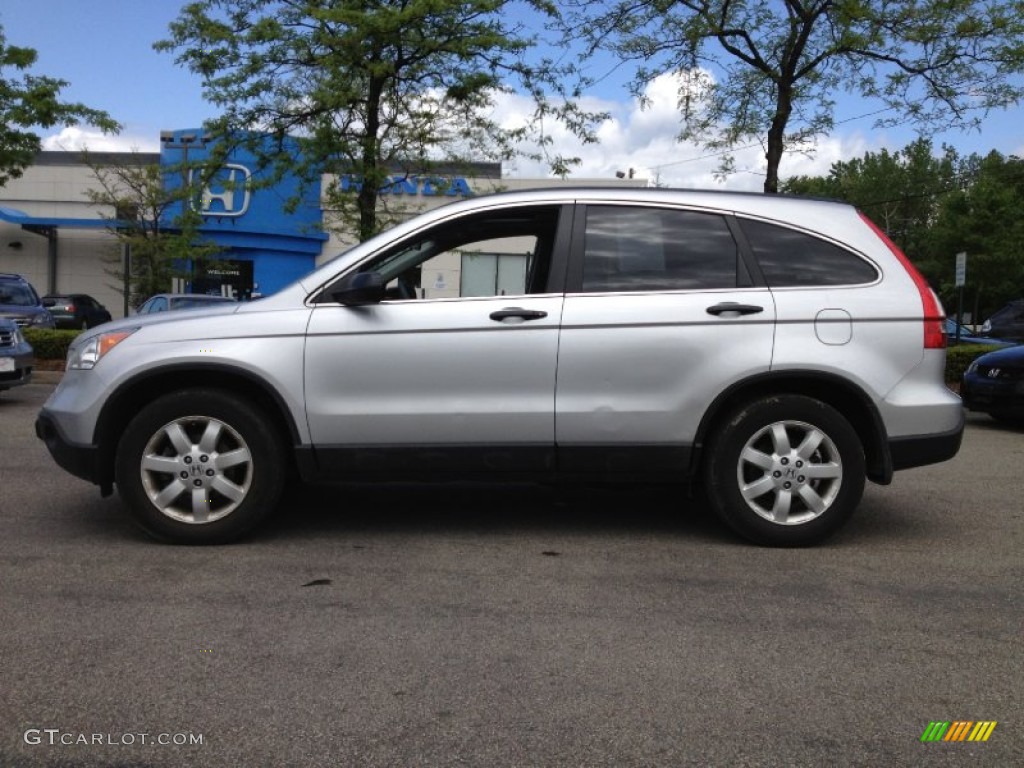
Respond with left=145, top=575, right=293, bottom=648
left=923, top=152, right=1024, bottom=321
left=156, top=0, right=594, bottom=242
left=563, top=1, right=1024, bottom=192
left=0, top=24, right=120, bottom=187
left=81, top=151, right=224, bottom=308
left=23, top=328, right=81, bottom=360
left=783, top=140, right=1024, bottom=323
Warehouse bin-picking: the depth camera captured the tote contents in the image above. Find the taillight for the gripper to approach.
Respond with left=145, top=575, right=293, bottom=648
left=859, top=212, right=946, bottom=349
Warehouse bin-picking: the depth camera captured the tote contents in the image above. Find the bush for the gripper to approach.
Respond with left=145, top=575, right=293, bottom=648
left=945, top=343, right=1007, bottom=382
left=23, top=329, right=82, bottom=360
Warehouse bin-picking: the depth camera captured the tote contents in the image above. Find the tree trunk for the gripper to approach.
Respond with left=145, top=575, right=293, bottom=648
left=764, top=85, right=793, bottom=194
left=358, top=75, right=386, bottom=242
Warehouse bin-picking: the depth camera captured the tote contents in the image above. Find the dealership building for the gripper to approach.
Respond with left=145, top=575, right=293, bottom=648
left=0, top=129, right=645, bottom=319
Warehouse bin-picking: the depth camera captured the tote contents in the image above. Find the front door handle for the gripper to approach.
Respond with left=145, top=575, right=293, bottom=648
left=706, top=302, right=764, bottom=316
left=489, top=307, right=548, bottom=322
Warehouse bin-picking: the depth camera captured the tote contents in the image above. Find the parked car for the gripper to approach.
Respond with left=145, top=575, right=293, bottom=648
left=42, top=293, right=113, bottom=330
left=36, top=188, right=964, bottom=547
left=945, top=318, right=1013, bottom=346
left=960, top=344, right=1024, bottom=426
left=0, top=316, right=34, bottom=392
left=0, top=273, right=55, bottom=329
left=135, top=293, right=238, bottom=314
left=979, top=299, right=1024, bottom=343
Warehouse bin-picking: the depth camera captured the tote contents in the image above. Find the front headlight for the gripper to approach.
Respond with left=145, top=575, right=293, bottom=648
left=13, top=326, right=26, bottom=345
left=66, top=329, right=138, bottom=370
left=30, top=311, right=54, bottom=328
left=965, top=360, right=979, bottom=375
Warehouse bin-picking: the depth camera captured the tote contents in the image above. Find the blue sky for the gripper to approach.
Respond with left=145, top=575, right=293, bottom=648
left=2, top=0, right=1023, bottom=190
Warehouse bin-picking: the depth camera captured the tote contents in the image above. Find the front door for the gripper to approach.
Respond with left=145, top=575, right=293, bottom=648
left=304, top=203, right=570, bottom=477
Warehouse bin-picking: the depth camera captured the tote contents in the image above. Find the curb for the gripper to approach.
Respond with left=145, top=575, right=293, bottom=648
left=33, top=369, right=64, bottom=385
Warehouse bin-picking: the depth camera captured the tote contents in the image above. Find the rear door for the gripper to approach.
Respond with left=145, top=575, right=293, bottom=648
left=555, top=203, right=776, bottom=475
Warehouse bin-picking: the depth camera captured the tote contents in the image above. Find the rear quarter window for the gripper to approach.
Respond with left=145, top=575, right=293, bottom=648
left=739, top=218, right=878, bottom=287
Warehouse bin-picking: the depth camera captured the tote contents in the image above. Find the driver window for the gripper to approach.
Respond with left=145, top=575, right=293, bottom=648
left=354, top=205, right=560, bottom=300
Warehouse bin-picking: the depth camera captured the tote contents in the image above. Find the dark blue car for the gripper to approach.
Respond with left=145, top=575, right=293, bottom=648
left=0, top=316, right=34, bottom=392
left=961, top=344, right=1024, bottom=426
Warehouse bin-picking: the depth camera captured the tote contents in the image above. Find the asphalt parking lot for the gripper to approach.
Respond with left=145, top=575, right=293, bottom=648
left=1, top=379, right=1021, bottom=767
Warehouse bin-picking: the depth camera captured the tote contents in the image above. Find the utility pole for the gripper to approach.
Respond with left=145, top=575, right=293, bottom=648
left=159, top=131, right=209, bottom=292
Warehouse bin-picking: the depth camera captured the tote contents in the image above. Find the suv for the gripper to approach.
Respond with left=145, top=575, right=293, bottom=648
left=980, top=299, right=1024, bottom=343
left=0, top=273, right=55, bottom=329
left=0, top=317, right=34, bottom=392
left=35, top=189, right=963, bottom=546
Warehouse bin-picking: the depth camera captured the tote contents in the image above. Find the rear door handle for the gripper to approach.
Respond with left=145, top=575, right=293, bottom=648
left=489, top=307, right=548, bottom=322
left=706, top=302, right=764, bottom=316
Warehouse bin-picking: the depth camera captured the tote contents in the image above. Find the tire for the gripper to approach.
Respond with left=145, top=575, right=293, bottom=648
left=704, top=395, right=865, bottom=547
left=114, top=389, right=286, bottom=544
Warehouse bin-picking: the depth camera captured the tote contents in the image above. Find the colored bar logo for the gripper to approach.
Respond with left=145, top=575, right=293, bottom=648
left=921, top=721, right=997, bottom=742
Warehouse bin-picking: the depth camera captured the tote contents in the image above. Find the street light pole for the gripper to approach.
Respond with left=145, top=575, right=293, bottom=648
left=159, top=131, right=209, bottom=292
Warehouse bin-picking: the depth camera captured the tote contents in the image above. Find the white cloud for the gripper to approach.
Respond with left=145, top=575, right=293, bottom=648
left=496, top=72, right=887, bottom=191
left=40, top=126, right=159, bottom=153
left=35, top=74, right=888, bottom=190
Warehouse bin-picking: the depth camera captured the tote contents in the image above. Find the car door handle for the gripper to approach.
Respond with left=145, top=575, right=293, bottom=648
left=489, top=307, right=548, bottom=322
left=706, top=302, right=764, bottom=316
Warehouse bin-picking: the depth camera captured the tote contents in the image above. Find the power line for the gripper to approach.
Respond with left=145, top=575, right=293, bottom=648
left=648, top=107, right=901, bottom=171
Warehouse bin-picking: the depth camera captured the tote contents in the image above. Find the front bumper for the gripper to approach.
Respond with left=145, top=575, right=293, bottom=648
left=961, top=376, right=1024, bottom=417
left=35, top=409, right=101, bottom=486
left=0, top=349, right=33, bottom=389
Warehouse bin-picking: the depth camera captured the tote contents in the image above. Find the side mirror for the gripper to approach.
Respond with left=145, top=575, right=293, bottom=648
left=332, top=272, right=385, bottom=306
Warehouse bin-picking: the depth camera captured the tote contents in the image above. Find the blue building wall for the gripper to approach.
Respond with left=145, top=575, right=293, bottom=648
left=159, top=129, right=327, bottom=296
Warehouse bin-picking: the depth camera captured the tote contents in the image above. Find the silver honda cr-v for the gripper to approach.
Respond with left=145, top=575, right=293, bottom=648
left=36, top=188, right=963, bottom=546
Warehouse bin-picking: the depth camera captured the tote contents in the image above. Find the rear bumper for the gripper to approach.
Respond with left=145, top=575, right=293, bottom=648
left=888, top=414, right=965, bottom=471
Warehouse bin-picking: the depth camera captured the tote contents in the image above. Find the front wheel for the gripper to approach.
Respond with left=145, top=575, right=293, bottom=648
left=115, top=389, right=286, bottom=544
left=704, top=395, right=865, bottom=546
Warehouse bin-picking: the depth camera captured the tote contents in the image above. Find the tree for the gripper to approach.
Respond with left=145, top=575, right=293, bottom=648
left=782, top=138, right=959, bottom=254
left=0, top=24, right=119, bottom=187
left=925, top=151, right=1024, bottom=321
left=82, top=152, right=223, bottom=310
left=156, top=0, right=584, bottom=242
left=564, top=1, right=1024, bottom=193
left=781, top=141, right=1024, bottom=320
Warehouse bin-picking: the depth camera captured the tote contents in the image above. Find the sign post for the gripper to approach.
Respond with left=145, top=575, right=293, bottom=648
left=955, top=252, right=967, bottom=342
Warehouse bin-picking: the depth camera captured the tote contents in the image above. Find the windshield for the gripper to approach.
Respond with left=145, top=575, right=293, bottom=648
left=0, top=283, right=39, bottom=307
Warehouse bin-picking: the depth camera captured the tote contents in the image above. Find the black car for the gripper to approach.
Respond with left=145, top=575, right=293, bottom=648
left=42, top=293, right=113, bottom=330
left=961, top=344, right=1024, bottom=426
left=980, top=299, right=1024, bottom=343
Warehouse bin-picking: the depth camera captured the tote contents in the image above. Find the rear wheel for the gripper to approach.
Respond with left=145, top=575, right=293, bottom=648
left=704, top=395, right=865, bottom=546
left=115, top=389, right=285, bottom=543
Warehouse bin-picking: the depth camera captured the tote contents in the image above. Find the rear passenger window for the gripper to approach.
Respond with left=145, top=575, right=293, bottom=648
left=740, top=219, right=878, bottom=286
left=582, top=206, right=740, bottom=292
